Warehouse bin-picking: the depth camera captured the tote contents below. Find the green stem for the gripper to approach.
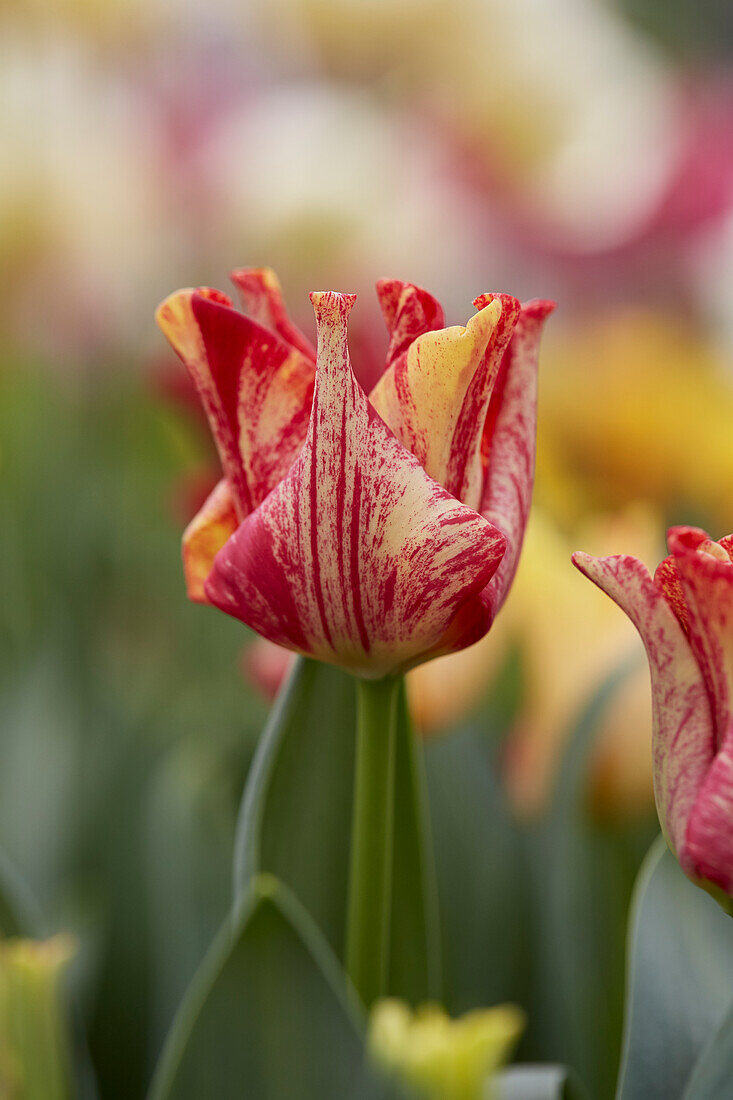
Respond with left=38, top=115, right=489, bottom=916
left=345, top=675, right=401, bottom=1008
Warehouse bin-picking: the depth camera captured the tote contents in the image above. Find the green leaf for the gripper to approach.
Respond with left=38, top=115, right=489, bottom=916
left=525, top=660, right=647, bottom=1099
left=0, top=848, right=43, bottom=938
left=148, top=875, right=395, bottom=1100
left=617, top=837, right=733, bottom=1100
left=233, top=659, right=440, bottom=1003
left=496, top=1065, right=589, bottom=1099
left=682, top=1001, right=733, bottom=1100
left=425, top=726, right=526, bottom=1014
left=233, top=659, right=357, bottom=958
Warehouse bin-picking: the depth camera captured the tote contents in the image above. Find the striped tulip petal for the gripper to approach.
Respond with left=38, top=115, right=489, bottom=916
left=686, top=719, right=733, bottom=896
left=156, top=287, right=250, bottom=516
left=369, top=296, right=507, bottom=510
left=376, top=278, right=445, bottom=369
left=663, top=527, right=733, bottom=749
left=182, top=478, right=238, bottom=603
left=204, top=291, right=506, bottom=679
left=157, top=288, right=315, bottom=518
left=572, top=551, right=715, bottom=870
left=230, top=266, right=317, bottom=362
left=479, top=298, right=556, bottom=620
left=573, top=535, right=733, bottom=904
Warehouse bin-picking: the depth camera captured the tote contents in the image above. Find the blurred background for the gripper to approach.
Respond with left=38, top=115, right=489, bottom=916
left=2, top=0, right=733, bottom=1096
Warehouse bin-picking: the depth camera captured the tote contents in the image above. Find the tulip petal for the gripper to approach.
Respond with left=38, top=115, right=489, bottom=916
left=156, top=287, right=249, bottom=514
left=182, top=477, right=239, bottom=603
left=572, top=551, right=715, bottom=870
left=205, top=291, right=506, bottom=679
left=375, top=278, right=445, bottom=369
left=685, top=717, right=733, bottom=895
left=157, top=289, right=315, bottom=517
left=480, top=299, right=555, bottom=620
left=369, top=297, right=506, bottom=510
left=665, top=526, right=733, bottom=750
left=230, top=267, right=317, bottom=362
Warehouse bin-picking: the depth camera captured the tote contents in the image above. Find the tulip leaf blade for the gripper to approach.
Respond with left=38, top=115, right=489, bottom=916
left=616, top=836, right=733, bottom=1100
left=233, top=657, right=441, bottom=1005
left=0, top=846, right=43, bottom=937
left=496, top=1064, right=589, bottom=1099
left=681, top=1000, right=733, bottom=1100
left=233, top=657, right=357, bottom=958
left=148, top=874, right=398, bottom=1100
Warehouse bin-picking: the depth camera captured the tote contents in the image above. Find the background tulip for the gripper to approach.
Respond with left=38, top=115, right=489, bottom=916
left=574, top=526, right=733, bottom=906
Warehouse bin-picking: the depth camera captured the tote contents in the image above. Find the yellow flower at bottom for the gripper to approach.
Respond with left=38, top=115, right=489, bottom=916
left=369, top=998, right=524, bottom=1100
left=0, top=935, right=74, bottom=1100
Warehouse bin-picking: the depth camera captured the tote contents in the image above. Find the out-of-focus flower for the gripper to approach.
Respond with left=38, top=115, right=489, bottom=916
left=193, top=84, right=496, bottom=319
left=574, top=526, right=733, bottom=906
left=369, top=998, right=523, bottom=1100
left=536, top=309, right=733, bottom=532
left=409, top=506, right=660, bottom=819
left=253, top=0, right=691, bottom=255
left=157, top=268, right=552, bottom=678
left=0, top=935, right=74, bottom=1100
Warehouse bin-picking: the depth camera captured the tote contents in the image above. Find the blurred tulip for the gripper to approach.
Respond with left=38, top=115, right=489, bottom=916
left=575, top=526, right=733, bottom=906
left=193, top=83, right=497, bottom=318
left=411, top=506, right=660, bottom=819
left=369, top=998, right=523, bottom=1100
left=537, top=310, right=733, bottom=532
left=0, top=935, right=74, bottom=1100
left=253, top=0, right=686, bottom=254
left=157, top=269, right=552, bottom=677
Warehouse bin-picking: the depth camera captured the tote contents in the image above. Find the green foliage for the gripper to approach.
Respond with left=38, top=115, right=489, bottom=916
left=616, top=838, right=733, bottom=1100
left=234, top=659, right=440, bottom=1005
left=149, top=875, right=397, bottom=1100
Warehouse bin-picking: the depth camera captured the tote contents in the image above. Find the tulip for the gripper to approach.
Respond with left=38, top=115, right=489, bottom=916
left=574, top=526, right=733, bottom=907
left=158, top=268, right=552, bottom=1005
left=369, top=998, right=524, bottom=1100
left=157, top=268, right=553, bottom=680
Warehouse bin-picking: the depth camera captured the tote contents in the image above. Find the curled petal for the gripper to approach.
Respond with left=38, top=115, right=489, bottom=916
left=572, top=551, right=715, bottom=870
left=205, top=292, right=506, bottom=679
left=182, top=478, right=238, bottom=603
left=376, top=278, right=445, bottom=369
left=665, top=526, right=733, bottom=750
left=480, top=299, right=555, bottom=620
left=369, top=297, right=506, bottom=510
left=230, top=267, right=317, bottom=362
left=156, top=287, right=249, bottom=515
left=157, top=290, right=315, bottom=517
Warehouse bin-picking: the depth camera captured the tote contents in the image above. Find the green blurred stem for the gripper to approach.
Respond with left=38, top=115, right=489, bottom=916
left=345, top=675, right=401, bottom=1007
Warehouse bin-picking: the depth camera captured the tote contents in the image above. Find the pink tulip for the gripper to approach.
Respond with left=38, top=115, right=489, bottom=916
left=574, top=527, right=733, bottom=904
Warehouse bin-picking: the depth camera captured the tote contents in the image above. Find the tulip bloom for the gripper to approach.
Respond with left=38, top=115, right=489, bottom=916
left=574, top=527, right=733, bottom=903
left=369, top=998, right=524, bottom=1100
left=157, top=269, right=553, bottom=679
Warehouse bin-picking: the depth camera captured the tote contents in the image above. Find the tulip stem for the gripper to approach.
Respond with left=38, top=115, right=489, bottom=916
left=345, top=675, right=401, bottom=1008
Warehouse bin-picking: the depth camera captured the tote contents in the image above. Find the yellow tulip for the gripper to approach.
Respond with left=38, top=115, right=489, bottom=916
left=369, top=998, right=524, bottom=1100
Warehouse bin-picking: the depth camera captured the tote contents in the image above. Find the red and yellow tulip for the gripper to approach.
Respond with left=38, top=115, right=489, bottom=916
left=575, top=527, right=733, bottom=904
left=157, top=269, right=553, bottom=679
